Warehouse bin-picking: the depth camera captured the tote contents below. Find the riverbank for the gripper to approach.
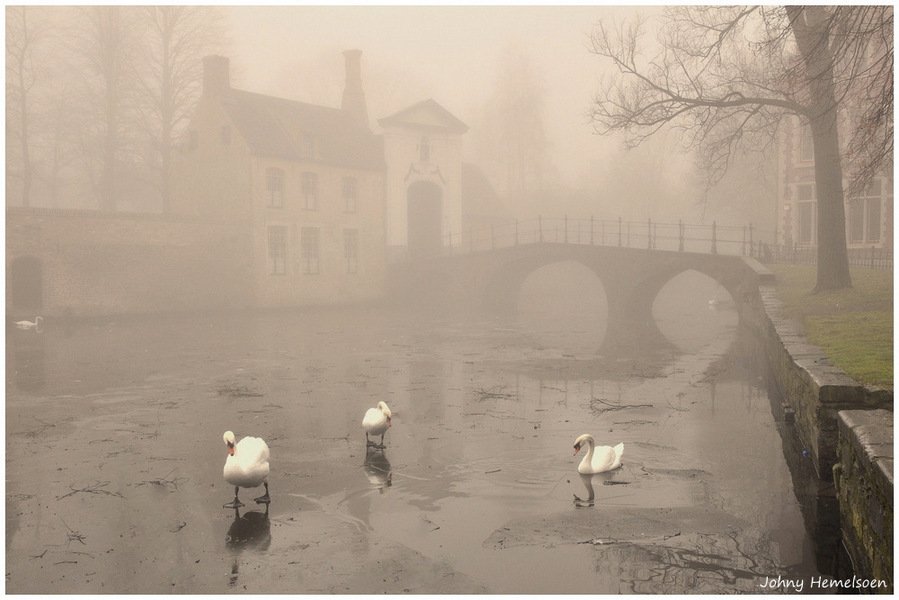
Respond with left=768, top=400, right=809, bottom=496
left=767, top=265, right=892, bottom=389
left=758, top=263, right=892, bottom=592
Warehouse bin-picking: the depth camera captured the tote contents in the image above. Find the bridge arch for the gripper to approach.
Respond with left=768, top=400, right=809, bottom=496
left=470, top=244, right=759, bottom=355
left=621, top=261, right=747, bottom=322
left=516, top=260, right=609, bottom=347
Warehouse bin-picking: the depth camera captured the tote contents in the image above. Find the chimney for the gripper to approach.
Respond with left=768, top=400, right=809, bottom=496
left=203, top=55, right=230, bottom=97
left=341, top=49, right=369, bottom=128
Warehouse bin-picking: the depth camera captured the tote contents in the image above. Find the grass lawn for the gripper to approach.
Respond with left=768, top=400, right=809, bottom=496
left=768, top=264, right=893, bottom=389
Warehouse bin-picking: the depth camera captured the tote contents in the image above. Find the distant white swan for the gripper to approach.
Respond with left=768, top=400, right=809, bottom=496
left=572, top=433, right=624, bottom=475
left=15, top=316, right=43, bottom=332
left=362, top=401, right=392, bottom=448
left=222, top=431, right=270, bottom=508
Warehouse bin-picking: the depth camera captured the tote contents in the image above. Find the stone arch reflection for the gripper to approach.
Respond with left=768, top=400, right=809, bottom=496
left=651, top=269, right=738, bottom=354
left=515, top=260, right=608, bottom=354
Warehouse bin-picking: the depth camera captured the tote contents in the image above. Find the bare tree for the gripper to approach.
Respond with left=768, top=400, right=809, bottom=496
left=67, top=6, right=141, bottom=212
left=473, top=46, right=552, bottom=199
left=134, top=6, right=226, bottom=213
left=590, top=6, right=893, bottom=291
left=6, top=6, right=44, bottom=207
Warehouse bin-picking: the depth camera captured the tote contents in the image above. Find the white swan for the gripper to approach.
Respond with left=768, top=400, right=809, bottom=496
left=572, top=433, right=624, bottom=475
left=222, top=431, right=270, bottom=508
left=362, top=401, right=392, bottom=448
left=15, top=316, right=43, bottom=332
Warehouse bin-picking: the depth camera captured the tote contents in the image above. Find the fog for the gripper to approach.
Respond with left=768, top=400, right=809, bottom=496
left=6, top=5, right=776, bottom=228
left=7, top=5, right=840, bottom=595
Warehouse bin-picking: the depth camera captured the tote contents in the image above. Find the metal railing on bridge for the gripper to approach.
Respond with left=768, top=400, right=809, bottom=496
left=442, top=216, right=772, bottom=258
left=434, top=216, right=891, bottom=271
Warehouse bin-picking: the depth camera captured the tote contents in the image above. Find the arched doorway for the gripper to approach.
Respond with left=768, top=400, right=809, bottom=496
left=9, top=256, right=43, bottom=310
left=407, top=181, right=442, bottom=259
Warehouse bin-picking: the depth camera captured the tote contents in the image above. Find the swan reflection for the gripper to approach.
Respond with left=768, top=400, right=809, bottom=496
left=574, top=471, right=623, bottom=507
left=363, top=447, right=392, bottom=491
left=226, top=506, right=271, bottom=587
left=574, top=474, right=596, bottom=507
left=226, top=505, right=271, bottom=550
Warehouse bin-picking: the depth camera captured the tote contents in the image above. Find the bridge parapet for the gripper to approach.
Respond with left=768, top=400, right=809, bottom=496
left=430, top=216, right=775, bottom=261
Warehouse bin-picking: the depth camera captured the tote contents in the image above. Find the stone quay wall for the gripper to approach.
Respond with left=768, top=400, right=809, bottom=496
left=738, top=258, right=892, bottom=588
left=834, top=410, right=893, bottom=592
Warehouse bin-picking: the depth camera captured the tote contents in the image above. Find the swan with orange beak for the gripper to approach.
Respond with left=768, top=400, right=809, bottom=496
left=222, top=431, right=270, bottom=508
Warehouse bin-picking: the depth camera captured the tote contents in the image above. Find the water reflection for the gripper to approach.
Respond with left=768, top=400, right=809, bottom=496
left=653, top=270, right=738, bottom=355
left=5, top=301, right=831, bottom=593
left=590, top=530, right=782, bottom=594
left=573, top=471, right=626, bottom=508
left=516, top=261, right=608, bottom=355
left=226, top=505, right=271, bottom=550
left=7, top=331, right=46, bottom=392
left=573, top=474, right=595, bottom=507
left=363, top=447, right=392, bottom=491
left=226, top=506, right=271, bottom=587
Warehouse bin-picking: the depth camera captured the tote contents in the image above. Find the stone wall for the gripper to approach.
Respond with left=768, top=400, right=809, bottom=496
left=834, top=410, right=893, bottom=592
left=739, top=264, right=893, bottom=586
left=6, top=207, right=253, bottom=318
left=743, top=282, right=892, bottom=480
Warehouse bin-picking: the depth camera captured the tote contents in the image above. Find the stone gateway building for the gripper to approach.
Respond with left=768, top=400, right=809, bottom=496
left=7, top=50, right=475, bottom=317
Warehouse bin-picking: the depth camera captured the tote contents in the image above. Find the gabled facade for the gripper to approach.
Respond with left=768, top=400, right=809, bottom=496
left=379, top=99, right=468, bottom=260
left=174, top=53, right=387, bottom=307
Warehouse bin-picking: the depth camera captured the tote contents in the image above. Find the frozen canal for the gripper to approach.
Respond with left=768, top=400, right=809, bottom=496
left=6, top=269, right=827, bottom=593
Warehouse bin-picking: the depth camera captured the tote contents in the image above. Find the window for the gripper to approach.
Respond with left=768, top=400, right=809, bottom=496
left=797, top=184, right=816, bottom=246
left=799, top=125, right=814, bottom=162
left=268, top=226, right=287, bottom=275
left=343, top=177, right=358, bottom=213
left=186, top=130, right=198, bottom=152
left=797, top=183, right=815, bottom=202
left=301, top=227, right=320, bottom=274
left=848, top=199, right=865, bottom=243
left=420, top=136, right=430, bottom=162
left=344, top=229, right=359, bottom=274
left=299, top=134, right=315, bottom=159
left=302, top=172, right=318, bottom=211
left=848, top=178, right=883, bottom=244
left=266, top=168, right=284, bottom=208
left=221, top=126, right=231, bottom=146
left=866, top=197, right=881, bottom=243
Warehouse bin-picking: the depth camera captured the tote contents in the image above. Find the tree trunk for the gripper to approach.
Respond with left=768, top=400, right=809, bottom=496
left=808, top=109, right=852, bottom=291
left=15, top=11, right=32, bottom=208
left=788, top=5, right=852, bottom=291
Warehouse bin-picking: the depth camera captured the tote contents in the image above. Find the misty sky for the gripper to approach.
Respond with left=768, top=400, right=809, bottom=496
left=227, top=5, right=652, bottom=185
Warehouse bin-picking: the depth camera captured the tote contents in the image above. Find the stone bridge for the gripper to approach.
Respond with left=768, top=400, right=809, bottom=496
left=389, top=241, right=773, bottom=354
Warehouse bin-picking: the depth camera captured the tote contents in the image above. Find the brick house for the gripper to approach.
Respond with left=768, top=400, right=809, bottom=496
left=777, top=118, right=893, bottom=254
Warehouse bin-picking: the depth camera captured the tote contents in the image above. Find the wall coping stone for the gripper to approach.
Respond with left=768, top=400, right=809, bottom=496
left=838, top=409, right=894, bottom=488
left=740, top=256, right=776, bottom=283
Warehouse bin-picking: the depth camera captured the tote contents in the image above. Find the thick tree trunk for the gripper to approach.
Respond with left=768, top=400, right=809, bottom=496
left=809, top=110, right=852, bottom=291
left=788, top=5, right=852, bottom=291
